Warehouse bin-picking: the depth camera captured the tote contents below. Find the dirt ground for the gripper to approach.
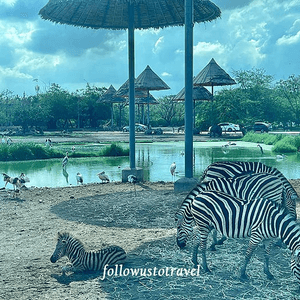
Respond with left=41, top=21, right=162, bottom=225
left=1, top=131, right=300, bottom=299
left=1, top=179, right=300, bottom=300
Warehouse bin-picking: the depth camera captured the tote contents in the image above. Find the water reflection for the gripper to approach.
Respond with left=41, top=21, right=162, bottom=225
left=0, top=141, right=299, bottom=188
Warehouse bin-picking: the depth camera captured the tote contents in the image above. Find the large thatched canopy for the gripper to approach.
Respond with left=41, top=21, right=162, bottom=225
left=98, top=85, right=125, bottom=103
left=39, top=0, right=221, bottom=30
left=135, top=94, right=158, bottom=104
left=194, top=58, right=236, bottom=87
left=135, top=65, right=170, bottom=91
left=116, top=79, right=150, bottom=98
left=174, top=85, right=213, bottom=101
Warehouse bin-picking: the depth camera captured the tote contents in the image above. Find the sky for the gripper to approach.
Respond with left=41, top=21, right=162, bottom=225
left=0, top=0, right=299, bottom=97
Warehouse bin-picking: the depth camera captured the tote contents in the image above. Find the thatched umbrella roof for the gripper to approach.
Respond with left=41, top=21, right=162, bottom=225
left=116, top=79, right=150, bottom=98
left=98, top=85, right=125, bottom=103
left=173, top=85, right=213, bottom=101
left=135, top=65, right=170, bottom=91
left=39, top=0, right=221, bottom=30
left=135, top=94, right=158, bottom=104
left=194, top=58, right=236, bottom=87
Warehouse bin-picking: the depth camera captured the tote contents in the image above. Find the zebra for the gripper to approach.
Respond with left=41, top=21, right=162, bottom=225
left=176, top=173, right=288, bottom=250
left=50, top=232, right=126, bottom=274
left=200, top=161, right=298, bottom=220
left=176, top=190, right=300, bottom=283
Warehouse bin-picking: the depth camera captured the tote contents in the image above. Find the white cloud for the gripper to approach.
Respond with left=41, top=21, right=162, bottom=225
left=276, top=31, right=300, bottom=45
left=161, top=72, right=172, bottom=77
left=14, top=48, right=64, bottom=71
left=0, top=0, right=16, bottom=6
left=152, top=36, right=164, bottom=54
left=0, top=66, right=31, bottom=79
left=193, top=41, right=226, bottom=56
left=0, top=20, right=36, bottom=46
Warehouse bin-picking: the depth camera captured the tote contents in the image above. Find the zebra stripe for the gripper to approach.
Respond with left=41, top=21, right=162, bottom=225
left=200, top=161, right=298, bottom=220
left=188, top=190, right=300, bottom=282
left=176, top=173, right=285, bottom=249
left=50, top=232, right=126, bottom=273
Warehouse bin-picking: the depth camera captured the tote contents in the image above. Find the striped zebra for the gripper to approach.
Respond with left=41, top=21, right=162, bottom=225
left=176, top=173, right=286, bottom=250
left=50, top=232, right=126, bottom=274
left=176, top=190, right=300, bottom=282
left=200, top=161, right=298, bottom=220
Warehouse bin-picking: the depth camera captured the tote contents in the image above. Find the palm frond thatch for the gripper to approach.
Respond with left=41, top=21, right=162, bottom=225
left=194, top=58, right=236, bottom=87
left=39, top=0, right=221, bottom=30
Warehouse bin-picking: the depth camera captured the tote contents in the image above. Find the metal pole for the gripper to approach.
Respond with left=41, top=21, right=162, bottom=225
left=128, top=2, right=135, bottom=169
left=185, top=0, right=194, bottom=178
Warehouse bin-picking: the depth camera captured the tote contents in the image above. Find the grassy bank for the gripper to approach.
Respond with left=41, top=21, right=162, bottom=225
left=0, top=142, right=129, bottom=161
left=242, top=132, right=300, bottom=153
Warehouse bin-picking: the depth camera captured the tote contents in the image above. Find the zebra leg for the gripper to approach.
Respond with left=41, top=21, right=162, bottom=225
left=263, top=240, right=274, bottom=280
left=240, top=235, right=261, bottom=281
left=192, top=228, right=211, bottom=272
left=209, top=230, right=227, bottom=251
left=62, top=263, right=84, bottom=274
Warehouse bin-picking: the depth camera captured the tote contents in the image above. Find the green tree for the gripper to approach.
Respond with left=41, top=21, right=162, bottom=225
left=13, top=94, right=49, bottom=133
left=39, top=83, right=76, bottom=130
left=76, top=84, right=110, bottom=128
left=276, top=75, right=300, bottom=124
left=151, top=95, right=184, bottom=126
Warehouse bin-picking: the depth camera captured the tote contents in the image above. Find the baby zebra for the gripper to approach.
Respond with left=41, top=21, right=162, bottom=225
left=50, top=232, right=126, bottom=274
left=178, top=190, right=300, bottom=283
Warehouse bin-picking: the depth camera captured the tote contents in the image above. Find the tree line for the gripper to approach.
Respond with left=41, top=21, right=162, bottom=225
left=0, top=69, right=299, bottom=133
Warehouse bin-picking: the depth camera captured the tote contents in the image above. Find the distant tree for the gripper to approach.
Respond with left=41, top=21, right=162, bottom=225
left=13, top=94, right=49, bottom=133
left=151, top=95, right=184, bottom=126
left=275, top=75, right=300, bottom=124
left=0, top=90, right=14, bottom=126
left=76, top=83, right=110, bottom=128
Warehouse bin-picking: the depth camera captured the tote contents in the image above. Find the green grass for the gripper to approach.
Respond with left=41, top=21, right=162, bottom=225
left=242, top=132, right=300, bottom=153
left=0, top=142, right=129, bottom=161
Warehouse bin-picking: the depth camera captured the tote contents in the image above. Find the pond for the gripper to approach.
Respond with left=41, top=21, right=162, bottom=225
left=1, top=141, right=299, bottom=188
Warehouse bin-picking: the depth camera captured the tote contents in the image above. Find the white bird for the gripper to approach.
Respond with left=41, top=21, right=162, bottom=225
left=128, top=175, right=137, bottom=196
left=71, top=146, right=75, bottom=152
left=170, top=162, right=176, bottom=181
left=62, top=152, right=69, bottom=168
left=76, top=172, right=83, bottom=185
left=19, top=173, right=30, bottom=184
left=276, top=154, right=287, bottom=160
left=128, top=174, right=137, bottom=184
left=97, top=171, right=110, bottom=183
left=2, top=173, right=26, bottom=197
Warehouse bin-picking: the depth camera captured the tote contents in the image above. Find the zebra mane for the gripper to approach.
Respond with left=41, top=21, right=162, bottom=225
left=57, top=232, right=85, bottom=249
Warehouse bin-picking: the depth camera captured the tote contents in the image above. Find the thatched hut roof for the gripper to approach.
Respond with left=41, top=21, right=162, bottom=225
left=98, top=85, right=125, bottom=103
left=135, top=94, right=159, bottom=104
left=116, top=79, right=149, bottom=98
left=193, top=58, right=236, bottom=87
left=173, top=85, right=213, bottom=101
left=39, top=0, right=221, bottom=30
left=135, top=65, right=170, bottom=91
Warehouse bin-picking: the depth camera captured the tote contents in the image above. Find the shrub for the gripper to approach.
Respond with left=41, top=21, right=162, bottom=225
left=100, top=143, right=129, bottom=156
left=272, top=136, right=298, bottom=153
